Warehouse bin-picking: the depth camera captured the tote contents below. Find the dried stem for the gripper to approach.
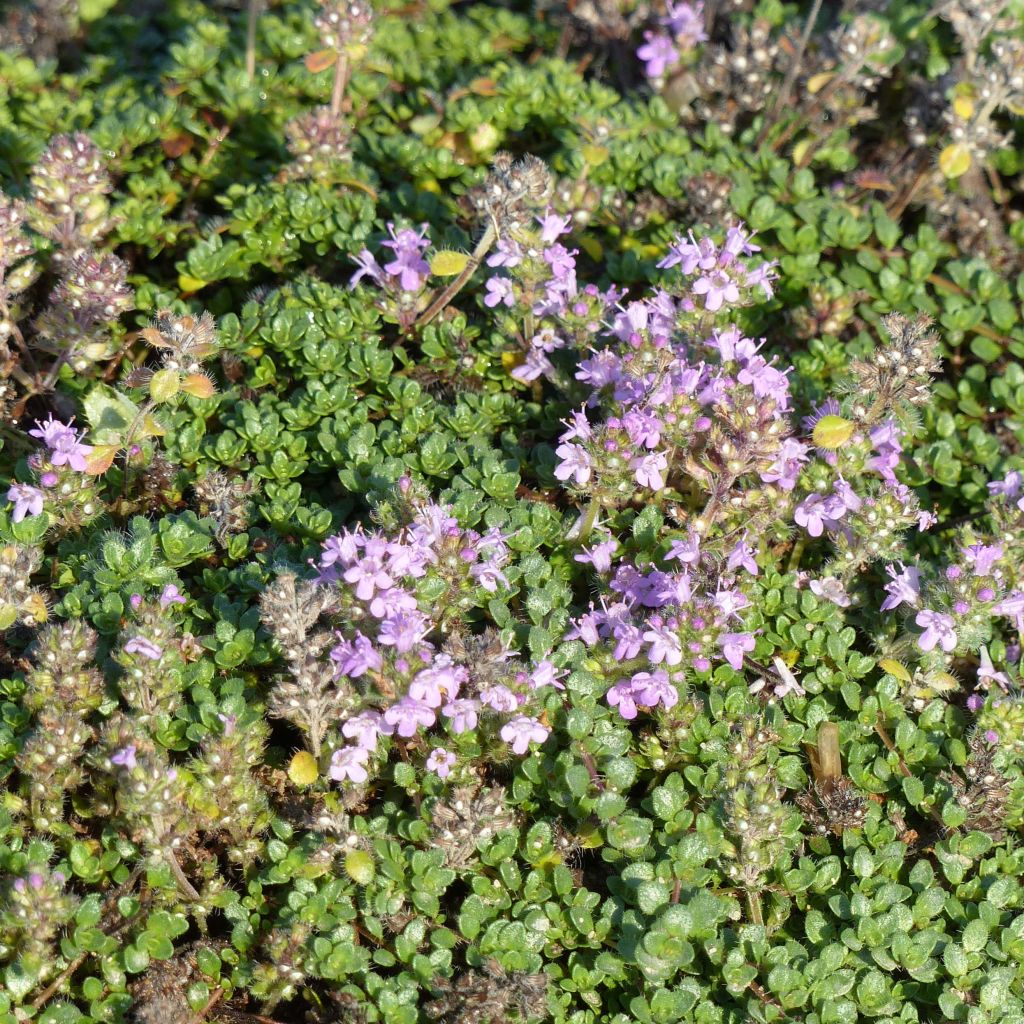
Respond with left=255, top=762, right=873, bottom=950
left=415, top=222, right=497, bottom=328
left=245, top=0, right=261, bottom=82
left=330, top=51, right=350, bottom=121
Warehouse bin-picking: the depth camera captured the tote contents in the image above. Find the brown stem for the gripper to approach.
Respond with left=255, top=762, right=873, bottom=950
left=330, top=51, right=349, bottom=121
left=167, top=849, right=201, bottom=901
left=31, top=867, right=145, bottom=1010
left=245, top=0, right=260, bottom=82
left=188, top=987, right=225, bottom=1024
left=765, top=0, right=824, bottom=139
left=874, top=715, right=947, bottom=828
left=415, top=223, right=497, bottom=328
left=182, top=125, right=232, bottom=219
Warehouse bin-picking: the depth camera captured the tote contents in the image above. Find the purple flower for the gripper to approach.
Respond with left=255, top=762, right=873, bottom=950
left=607, top=678, right=639, bottom=720
left=484, top=276, right=515, bottom=308
left=630, top=670, right=678, bottom=711
left=538, top=211, right=572, bottom=243
left=962, top=543, right=1003, bottom=577
left=343, top=538, right=394, bottom=601
left=994, top=591, right=1024, bottom=628
left=761, top=438, right=808, bottom=491
left=480, top=684, right=519, bottom=712
left=644, top=617, right=683, bottom=666
left=499, top=715, right=550, bottom=755
left=381, top=223, right=430, bottom=291
left=383, top=697, right=436, bottom=737
left=880, top=563, right=921, bottom=612
left=487, top=238, right=524, bottom=268
left=632, top=450, right=668, bottom=490
left=530, top=659, right=567, bottom=691
left=350, top=248, right=385, bottom=287
left=692, top=269, right=739, bottom=311
left=409, top=659, right=466, bottom=707
left=666, top=533, right=700, bottom=565
left=575, top=535, right=617, bottom=574
left=794, top=494, right=829, bottom=537
left=426, top=747, right=456, bottom=779
left=664, top=1, right=707, bottom=47
left=442, top=698, right=480, bottom=734
left=637, top=31, right=679, bottom=78
left=343, top=711, right=389, bottom=749
left=330, top=632, right=383, bottom=678
left=720, top=632, right=756, bottom=671
left=378, top=609, right=430, bottom=653
left=544, top=244, right=577, bottom=280
left=988, top=471, right=1022, bottom=500
left=809, top=576, right=851, bottom=608
left=6, top=483, right=44, bottom=523
left=915, top=609, right=957, bottom=653
left=726, top=538, right=758, bottom=575
left=111, top=745, right=137, bottom=770
left=977, top=647, right=1010, bottom=690
left=124, top=636, right=163, bottom=660
left=554, top=443, right=592, bottom=486
left=30, top=417, right=93, bottom=471
left=159, top=584, right=186, bottom=609
left=330, top=745, right=371, bottom=783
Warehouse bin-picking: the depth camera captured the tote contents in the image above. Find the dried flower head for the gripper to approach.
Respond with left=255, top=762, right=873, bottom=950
left=469, top=152, right=554, bottom=238
left=29, top=132, right=114, bottom=259
left=845, top=312, right=942, bottom=427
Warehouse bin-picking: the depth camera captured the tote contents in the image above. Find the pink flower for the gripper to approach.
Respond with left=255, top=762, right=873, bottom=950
left=915, top=609, right=957, bottom=653
left=426, top=747, right=456, bottom=779
left=442, top=698, right=480, bottom=734
left=554, top=443, right=592, bottom=486
left=6, top=483, right=44, bottom=523
left=159, top=584, right=186, bottom=609
left=383, top=697, right=436, bottom=737
left=500, top=715, right=550, bottom=755
left=880, top=563, right=921, bottom=611
left=632, top=450, right=668, bottom=490
left=720, top=632, right=755, bottom=671
left=607, top=679, right=639, bottom=720
left=637, top=31, right=679, bottom=78
left=330, top=745, right=371, bottom=783
left=124, top=636, right=163, bottom=660
left=111, top=745, right=137, bottom=770
left=343, top=711, right=389, bottom=749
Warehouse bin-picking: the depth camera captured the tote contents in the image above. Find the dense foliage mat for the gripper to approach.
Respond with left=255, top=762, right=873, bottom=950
left=3, top=0, right=1024, bottom=1022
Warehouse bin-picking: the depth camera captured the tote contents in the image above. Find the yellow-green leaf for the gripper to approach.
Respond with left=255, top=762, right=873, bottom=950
left=879, top=658, right=912, bottom=683
left=149, top=368, right=181, bottom=404
left=430, top=250, right=470, bottom=277
left=288, top=751, right=319, bottom=787
left=812, top=415, right=856, bottom=449
left=939, top=143, right=972, bottom=180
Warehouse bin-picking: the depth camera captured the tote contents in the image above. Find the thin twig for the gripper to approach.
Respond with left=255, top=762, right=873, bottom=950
left=188, top=986, right=225, bottom=1024
left=245, top=0, right=261, bottom=82
left=767, top=0, right=824, bottom=137
left=31, top=867, right=145, bottom=1010
left=330, top=51, right=350, bottom=121
left=415, top=223, right=497, bottom=328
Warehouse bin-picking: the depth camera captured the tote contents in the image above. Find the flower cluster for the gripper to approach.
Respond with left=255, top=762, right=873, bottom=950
left=28, top=132, right=114, bottom=261
left=637, top=1, right=707, bottom=84
left=350, top=222, right=433, bottom=330
left=569, top=533, right=759, bottom=720
left=4, top=414, right=103, bottom=532
left=874, top=478, right=1024, bottom=705
left=315, top=487, right=559, bottom=784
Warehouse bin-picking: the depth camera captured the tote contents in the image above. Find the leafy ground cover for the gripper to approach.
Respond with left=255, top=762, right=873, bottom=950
left=2, top=0, right=1024, bottom=1022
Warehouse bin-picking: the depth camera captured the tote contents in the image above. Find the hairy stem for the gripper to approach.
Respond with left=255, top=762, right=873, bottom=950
left=330, top=51, right=350, bottom=121
left=415, top=223, right=497, bottom=328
